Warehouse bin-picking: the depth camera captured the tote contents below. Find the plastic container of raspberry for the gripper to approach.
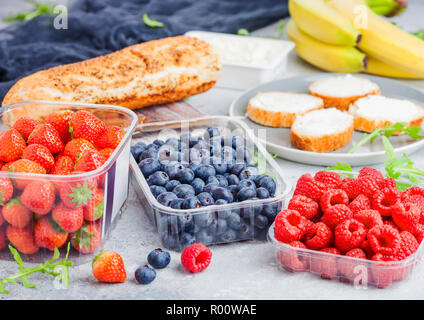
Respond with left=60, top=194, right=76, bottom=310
left=0, top=101, right=138, bottom=263
left=267, top=171, right=424, bottom=289
left=130, top=116, right=292, bottom=251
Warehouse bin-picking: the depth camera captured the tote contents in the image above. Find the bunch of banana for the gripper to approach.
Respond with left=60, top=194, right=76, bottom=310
left=287, top=0, right=424, bottom=79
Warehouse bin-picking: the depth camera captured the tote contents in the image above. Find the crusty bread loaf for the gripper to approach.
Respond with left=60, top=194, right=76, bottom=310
left=309, top=75, right=380, bottom=111
left=290, top=108, right=354, bottom=152
left=349, top=95, right=424, bottom=134
left=2, top=35, right=220, bottom=126
left=246, top=92, right=324, bottom=127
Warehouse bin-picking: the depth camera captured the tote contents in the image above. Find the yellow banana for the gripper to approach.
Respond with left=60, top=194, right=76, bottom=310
left=365, top=57, right=424, bottom=79
left=289, top=0, right=361, bottom=46
left=286, top=19, right=367, bottom=73
left=327, top=0, right=424, bottom=76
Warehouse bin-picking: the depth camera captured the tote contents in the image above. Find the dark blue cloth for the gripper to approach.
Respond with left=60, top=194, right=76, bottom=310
left=0, top=0, right=289, bottom=104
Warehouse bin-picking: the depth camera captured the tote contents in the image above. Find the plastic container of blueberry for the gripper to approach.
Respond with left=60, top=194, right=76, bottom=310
left=268, top=171, right=424, bottom=289
left=130, top=116, right=292, bottom=251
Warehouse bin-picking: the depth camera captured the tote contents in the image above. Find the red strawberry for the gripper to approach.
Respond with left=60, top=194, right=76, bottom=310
left=83, top=188, right=104, bottom=221
left=63, top=138, right=96, bottom=162
left=45, top=110, right=73, bottom=144
left=7, top=159, right=47, bottom=190
left=99, top=148, right=114, bottom=161
left=50, top=155, right=74, bottom=175
left=92, top=250, right=126, bottom=283
left=2, top=197, right=32, bottom=228
left=74, top=149, right=106, bottom=172
left=70, top=222, right=101, bottom=253
left=94, top=126, right=125, bottom=149
left=69, top=110, right=106, bottom=144
left=0, top=128, right=26, bottom=162
left=6, top=225, right=39, bottom=254
left=12, top=117, right=40, bottom=141
left=34, top=216, right=68, bottom=251
left=52, top=202, right=84, bottom=233
left=22, top=144, right=55, bottom=171
left=0, top=177, right=13, bottom=206
left=59, top=175, right=97, bottom=209
left=28, top=124, right=64, bottom=154
left=21, top=181, right=55, bottom=215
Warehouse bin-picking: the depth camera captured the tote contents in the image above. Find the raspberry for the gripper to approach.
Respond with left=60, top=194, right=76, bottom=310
left=397, top=231, right=419, bottom=259
left=310, top=247, right=340, bottom=279
left=321, top=204, right=353, bottom=230
left=339, top=248, right=367, bottom=282
left=384, top=219, right=401, bottom=232
left=367, top=225, right=401, bottom=256
left=274, top=210, right=311, bottom=243
left=304, top=222, right=333, bottom=250
left=355, top=176, right=381, bottom=200
left=277, top=241, right=308, bottom=271
left=288, top=195, right=319, bottom=220
left=414, top=224, right=424, bottom=244
left=348, top=194, right=371, bottom=215
left=353, top=210, right=383, bottom=230
left=181, top=243, right=212, bottom=273
left=340, top=178, right=360, bottom=200
left=360, top=240, right=374, bottom=258
left=320, top=189, right=349, bottom=213
left=392, top=202, right=420, bottom=233
left=334, top=219, right=367, bottom=253
left=382, top=178, right=397, bottom=190
left=314, top=171, right=341, bottom=189
left=371, top=253, right=406, bottom=288
left=372, top=188, right=401, bottom=216
left=358, top=167, right=384, bottom=187
left=401, top=187, right=424, bottom=202
left=293, top=174, right=328, bottom=202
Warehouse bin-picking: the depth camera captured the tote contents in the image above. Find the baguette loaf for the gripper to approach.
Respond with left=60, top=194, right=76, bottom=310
left=1, top=36, right=220, bottom=126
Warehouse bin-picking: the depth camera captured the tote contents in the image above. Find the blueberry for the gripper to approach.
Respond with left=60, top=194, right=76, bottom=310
left=182, top=196, right=201, bottom=209
left=180, top=233, right=196, bottom=249
left=227, top=174, right=240, bottom=186
left=158, top=145, right=179, bottom=162
left=197, top=192, right=215, bottom=206
left=165, top=162, right=185, bottom=180
left=215, top=200, right=231, bottom=219
left=147, top=171, right=169, bottom=186
left=195, top=230, right=215, bottom=245
left=262, top=202, right=280, bottom=221
left=238, top=222, right=253, bottom=239
left=194, top=164, right=216, bottom=180
left=135, top=265, right=156, bottom=284
left=188, top=148, right=202, bottom=164
left=169, top=198, right=184, bottom=209
left=221, top=135, right=233, bottom=146
left=165, top=179, right=181, bottom=192
left=194, top=211, right=215, bottom=228
left=189, top=162, right=200, bottom=172
left=221, top=146, right=236, bottom=163
left=158, top=215, right=180, bottom=236
left=193, top=139, right=209, bottom=150
left=139, top=158, right=161, bottom=177
left=178, top=213, right=194, bottom=232
left=212, top=187, right=234, bottom=203
left=228, top=185, right=238, bottom=199
left=146, top=143, right=159, bottom=150
left=173, top=184, right=195, bottom=199
left=218, top=229, right=237, bottom=242
left=175, top=168, right=195, bottom=184
left=165, top=137, right=180, bottom=150
left=147, top=248, right=171, bottom=269
left=238, top=179, right=256, bottom=191
left=157, top=192, right=178, bottom=206
left=232, top=136, right=244, bottom=149
left=215, top=175, right=228, bottom=188
left=198, top=149, right=211, bottom=164
left=237, top=187, right=257, bottom=202
left=207, top=176, right=220, bottom=185
left=240, top=199, right=263, bottom=219
left=230, top=163, right=246, bottom=176
left=162, top=233, right=179, bottom=250
left=153, top=139, right=165, bottom=147
left=215, top=199, right=228, bottom=206
left=150, top=185, right=167, bottom=198
left=204, top=127, right=220, bottom=139
left=207, top=217, right=228, bottom=236
left=254, top=214, right=269, bottom=229
left=257, top=176, right=276, bottom=197
left=211, top=159, right=228, bottom=175
left=237, top=147, right=252, bottom=164
left=209, top=136, right=222, bottom=149
left=227, top=211, right=242, bottom=230
left=239, top=166, right=259, bottom=180
left=139, top=148, right=158, bottom=161
left=203, top=183, right=220, bottom=194
left=191, top=178, right=205, bottom=195
left=256, top=187, right=270, bottom=199
left=131, top=142, right=147, bottom=160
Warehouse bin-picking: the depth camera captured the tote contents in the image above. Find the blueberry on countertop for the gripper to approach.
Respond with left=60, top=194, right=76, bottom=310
left=139, top=158, right=161, bottom=177
left=157, top=192, right=178, bottom=206
left=135, top=265, right=156, bottom=284
left=147, top=248, right=171, bottom=269
left=173, top=184, right=196, bottom=199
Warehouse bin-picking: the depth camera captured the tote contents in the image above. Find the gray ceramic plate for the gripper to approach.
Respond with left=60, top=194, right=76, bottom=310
left=229, top=73, right=424, bottom=166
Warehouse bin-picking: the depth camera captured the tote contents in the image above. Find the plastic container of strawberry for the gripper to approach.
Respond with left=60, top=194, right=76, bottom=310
left=267, top=171, right=424, bottom=289
left=130, top=116, right=292, bottom=251
left=0, top=101, right=138, bottom=263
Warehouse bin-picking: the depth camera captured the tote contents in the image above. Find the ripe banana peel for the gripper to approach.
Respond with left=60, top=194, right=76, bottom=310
left=286, top=19, right=367, bottom=73
left=327, top=0, right=424, bottom=76
left=366, top=57, right=424, bottom=79
left=288, top=0, right=361, bottom=46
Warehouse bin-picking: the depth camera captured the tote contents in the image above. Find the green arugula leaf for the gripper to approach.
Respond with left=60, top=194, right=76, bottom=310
left=3, top=0, right=58, bottom=23
left=237, top=28, right=250, bottom=36
left=412, top=29, right=424, bottom=41
left=325, top=162, right=354, bottom=178
left=142, top=13, right=165, bottom=28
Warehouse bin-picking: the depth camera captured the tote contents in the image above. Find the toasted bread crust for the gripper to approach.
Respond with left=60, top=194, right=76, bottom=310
left=246, top=101, right=324, bottom=128
left=2, top=36, right=220, bottom=125
left=290, top=123, right=354, bottom=153
left=309, top=89, right=381, bottom=111
left=353, top=115, right=424, bottom=135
